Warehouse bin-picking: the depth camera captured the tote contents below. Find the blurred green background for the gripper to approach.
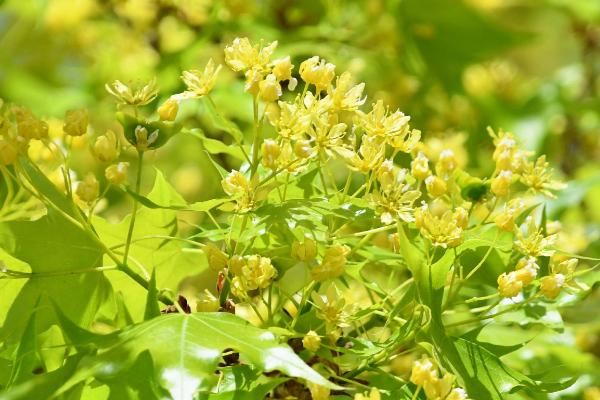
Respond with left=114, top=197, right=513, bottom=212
left=0, top=0, right=599, bottom=265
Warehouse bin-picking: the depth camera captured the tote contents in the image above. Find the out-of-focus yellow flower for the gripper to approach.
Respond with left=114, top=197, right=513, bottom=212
left=300, top=56, right=336, bottom=92
left=105, top=162, right=129, bottom=185
left=105, top=78, right=158, bottom=106
left=307, top=382, right=330, bottom=400
left=312, top=244, right=350, bottom=282
left=497, top=271, right=523, bottom=297
left=93, top=130, right=119, bottom=163
left=312, top=285, right=349, bottom=338
left=204, top=243, right=228, bottom=272
left=63, top=109, right=88, bottom=137
left=584, top=387, right=600, bottom=400
left=239, top=255, right=277, bottom=291
left=158, top=98, right=179, bottom=121
left=411, top=151, right=431, bottom=180
left=491, top=170, right=513, bottom=197
left=354, top=388, right=381, bottom=400
left=261, top=138, right=281, bottom=169
left=271, top=56, right=294, bottom=82
left=302, top=330, right=321, bottom=352
left=424, top=373, right=454, bottom=399
left=514, top=257, right=539, bottom=286
left=494, top=199, right=525, bottom=232
left=291, top=237, right=317, bottom=262
left=76, top=173, right=99, bottom=203
left=435, top=149, right=458, bottom=177
left=540, top=274, right=565, bottom=299
left=410, top=357, right=437, bottom=386
left=14, top=107, right=48, bottom=140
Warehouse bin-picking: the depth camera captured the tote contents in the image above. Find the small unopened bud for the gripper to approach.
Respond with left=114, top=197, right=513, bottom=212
left=93, top=130, right=119, bottom=163
left=14, top=107, right=48, bottom=140
left=158, top=98, right=179, bottom=121
left=425, top=175, right=447, bottom=197
left=497, top=271, right=523, bottom=298
left=134, top=125, right=159, bottom=151
left=436, top=149, right=457, bottom=176
left=302, top=330, right=321, bottom=352
left=105, top=162, right=129, bottom=185
left=76, top=173, right=99, bottom=203
left=291, top=238, right=317, bottom=262
left=63, top=108, right=88, bottom=137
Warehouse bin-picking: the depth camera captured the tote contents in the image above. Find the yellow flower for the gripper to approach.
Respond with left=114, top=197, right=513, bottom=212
left=307, top=382, right=330, bottom=400
left=410, top=357, right=437, bottom=386
left=514, top=216, right=556, bottom=257
left=446, top=388, right=468, bottom=400
left=261, top=138, right=281, bottom=169
left=302, top=330, right=321, bottom=352
left=14, top=107, right=48, bottom=140
left=354, top=388, right=381, bottom=400
left=494, top=199, right=525, bottom=232
left=520, top=155, right=566, bottom=198
left=312, top=244, right=350, bottom=282
left=240, top=255, right=277, bottom=290
left=358, top=100, right=413, bottom=148
left=490, top=170, right=513, bottom=197
left=271, top=56, right=294, bottom=82
left=258, top=74, right=282, bottom=102
left=435, top=149, right=458, bottom=177
left=105, top=78, right=158, bottom=106
left=497, top=271, right=523, bottom=298
left=204, top=243, right=228, bottom=272
left=76, top=173, right=99, bottom=203
left=63, top=108, right=88, bottom=137
left=425, top=175, right=447, bottom=198
left=105, top=162, right=129, bottom=185
left=157, top=98, right=179, bottom=121
left=424, top=373, right=454, bottom=400
left=133, top=125, right=159, bottom=151
left=179, top=58, right=221, bottom=99
left=540, top=274, right=565, bottom=299
left=415, top=204, right=465, bottom=248
left=299, top=56, right=336, bottom=92
left=328, top=71, right=366, bottom=111
left=312, top=285, right=348, bottom=332
left=346, top=136, right=385, bottom=173
left=514, top=257, right=539, bottom=286
left=293, top=139, right=314, bottom=159
left=291, top=238, right=317, bottom=262
left=224, top=37, right=277, bottom=72
left=93, top=130, right=119, bottom=163
left=411, top=151, right=431, bottom=180
left=371, top=168, right=421, bottom=224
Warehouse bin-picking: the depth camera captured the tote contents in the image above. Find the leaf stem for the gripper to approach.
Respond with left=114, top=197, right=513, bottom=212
left=122, top=150, right=144, bottom=264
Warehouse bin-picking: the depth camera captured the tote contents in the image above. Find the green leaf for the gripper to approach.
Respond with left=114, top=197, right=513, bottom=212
left=202, top=97, right=243, bottom=143
left=7, top=299, right=40, bottom=386
left=117, top=112, right=182, bottom=150
left=187, top=129, right=248, bottom=161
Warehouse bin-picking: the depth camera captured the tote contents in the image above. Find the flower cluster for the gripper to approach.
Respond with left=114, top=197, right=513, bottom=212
left=410, top=357, right=468, bottom=400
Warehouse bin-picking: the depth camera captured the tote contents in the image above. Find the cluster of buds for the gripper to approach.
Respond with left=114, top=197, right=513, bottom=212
left=410, top=357, right=468, bottom=400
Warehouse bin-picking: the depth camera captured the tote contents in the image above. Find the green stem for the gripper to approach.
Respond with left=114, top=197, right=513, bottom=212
left=123, top=150, right=144, bottom=264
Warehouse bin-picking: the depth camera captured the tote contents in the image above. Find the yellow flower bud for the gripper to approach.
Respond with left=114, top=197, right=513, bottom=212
left=291, top=238, right=317, bottom=262
left=241, top=255, right=277, bottom=290
left=424, top=373, right=454, bottom=400
left=312, top=244, right=350, bottom=282
left=93, top=130, right=119, bottom=163
left=76, top=173, right=99, bottom=203
left=196, top=289, right=220, bottom=312
left=411, top=151, right=430, bottom=180
left=514, top=257, right=538, bottom=286
left=229, top=255, right=245, bottom=276
left=497, top=271, right=523, bottom=297
left=0, top=138, right=18, bottom=165
left=63, top=108, right=88, bottom=137
left=494, top=211, right=515, bottom=232
left=158, top=98, right=179, bottom=121
left=302, top=330, right=321, bottom=352
left=14, top=107, right=48, bottom=140
left=105, top=162, right=129, bottom=185
left=261, top=138, right=281, bottom=169
left=435, top=149, right=457, bottom=176
left=204, top=243, right=228, bottom=272
left=491, top=170, right=512, bottom=197
left=454, top=207, right=469, bottom=229
left=541, top=274, right=565, bottom=299
left=425, top=175, right=447, bottom=197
